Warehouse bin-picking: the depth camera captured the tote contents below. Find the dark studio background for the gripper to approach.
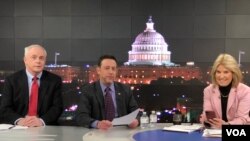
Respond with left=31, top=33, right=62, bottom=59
left=1, top=0, right=250, bottom=124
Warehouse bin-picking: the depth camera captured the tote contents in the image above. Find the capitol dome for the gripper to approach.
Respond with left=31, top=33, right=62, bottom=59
left=125, top=16, right=174, bottom=66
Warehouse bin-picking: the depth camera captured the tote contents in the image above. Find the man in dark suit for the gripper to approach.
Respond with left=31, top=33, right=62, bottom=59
left=75, top=55, right=139, bottom=130
left=0, top=44, right=63, bottom=127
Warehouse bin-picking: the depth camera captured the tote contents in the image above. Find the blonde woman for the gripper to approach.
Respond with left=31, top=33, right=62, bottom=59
left=200, top=53, right=250, bottom=128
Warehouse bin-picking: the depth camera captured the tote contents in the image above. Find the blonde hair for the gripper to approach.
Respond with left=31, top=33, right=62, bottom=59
left=211, top=53, right=242, bottom=87
left=24, top=44, right=47, bottom=57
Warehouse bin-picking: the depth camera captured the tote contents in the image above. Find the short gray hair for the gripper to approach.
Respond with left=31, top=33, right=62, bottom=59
left=24, top=44, right=47, bottom=57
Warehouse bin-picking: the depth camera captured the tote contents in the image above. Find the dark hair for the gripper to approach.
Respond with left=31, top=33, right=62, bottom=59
left=97, top=55, right=118, bottom=67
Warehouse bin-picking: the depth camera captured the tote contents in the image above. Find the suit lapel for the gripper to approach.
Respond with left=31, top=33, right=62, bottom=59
left=212, top=87, right=222, bottom=117
left=21, top=71, right=29, bottom=113
left=38, top=71, right=48, bottom=112
left=114, top=83, right=123, bottom=117
left=227, top=87, right=236, bottom=113
left=95, top=81, right=105, bottom=118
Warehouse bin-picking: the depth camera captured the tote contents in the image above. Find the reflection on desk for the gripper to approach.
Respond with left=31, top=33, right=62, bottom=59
left=83, top=126, right=138, bottom=141
left=0, top=126, right=90, bottom=141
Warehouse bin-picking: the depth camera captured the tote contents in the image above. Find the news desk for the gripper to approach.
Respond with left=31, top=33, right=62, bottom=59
left=0, top=123, right=221, bottom=141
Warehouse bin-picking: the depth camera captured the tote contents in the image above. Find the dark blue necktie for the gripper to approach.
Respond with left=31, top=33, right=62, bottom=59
left=104, top=87, right=115, bottom=121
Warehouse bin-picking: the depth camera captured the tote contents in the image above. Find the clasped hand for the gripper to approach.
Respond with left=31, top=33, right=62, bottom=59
left=17, top=116, right=43, bottom=127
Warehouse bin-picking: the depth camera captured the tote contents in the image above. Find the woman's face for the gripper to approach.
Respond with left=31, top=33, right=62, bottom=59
left=215, top=65, right=233, bottom=86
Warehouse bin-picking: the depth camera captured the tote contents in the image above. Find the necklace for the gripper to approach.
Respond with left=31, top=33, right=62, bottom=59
left=219, top=84, right=231, bottom=98
left=220, top=93, right=229, bottom=98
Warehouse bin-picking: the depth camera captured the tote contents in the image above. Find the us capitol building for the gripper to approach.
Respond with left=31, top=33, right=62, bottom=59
left=43, top=17, right=201, bottom=84
left=124, top=16, right=172, bottom=66
left=89, top=17, right=202, bottom=84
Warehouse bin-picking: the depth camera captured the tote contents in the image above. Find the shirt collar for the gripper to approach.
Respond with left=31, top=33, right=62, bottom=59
left=26, top=69, right=42, bottom=81
left=99, top=81, right=115, bottom=94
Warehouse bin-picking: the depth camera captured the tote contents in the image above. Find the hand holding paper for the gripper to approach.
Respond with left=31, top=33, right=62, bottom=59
left=112, top=109, right=140, bottom=126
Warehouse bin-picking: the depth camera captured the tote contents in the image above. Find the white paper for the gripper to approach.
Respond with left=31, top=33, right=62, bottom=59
left=0, top=124, right=28, bottom=130
left=202, top=129, right=222, bottom=137
left=163, top=124, right=203, bottom=133
left=112, top=109, right=140, bottom=126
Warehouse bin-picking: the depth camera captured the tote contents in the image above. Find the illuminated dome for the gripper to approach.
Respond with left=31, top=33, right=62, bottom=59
left=125, top=16, right=174, bottom=66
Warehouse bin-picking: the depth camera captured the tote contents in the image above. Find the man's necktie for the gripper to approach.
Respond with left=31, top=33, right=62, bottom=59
left=104, top=87, right=115, bottom=121
left=28, top=76, right=38, bottom=116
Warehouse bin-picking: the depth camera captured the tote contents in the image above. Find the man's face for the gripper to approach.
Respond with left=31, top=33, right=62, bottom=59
left=215, top=65, right=233, bottom=86
left=97, top=59, right=117, bottom=86
left=24, top=46, right=46, bottom=76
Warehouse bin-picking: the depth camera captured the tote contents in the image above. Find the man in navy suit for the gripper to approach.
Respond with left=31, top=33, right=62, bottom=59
left=0, top=44, right=63, bottom=127
left=75, top=55, right=139, bottom=130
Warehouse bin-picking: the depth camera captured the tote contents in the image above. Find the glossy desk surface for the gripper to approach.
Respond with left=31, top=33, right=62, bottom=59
left=0, top=124, right=221, bottom=141
left=0, top=125, right=90, bottom=141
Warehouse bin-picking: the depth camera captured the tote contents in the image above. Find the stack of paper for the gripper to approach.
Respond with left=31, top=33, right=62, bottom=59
left=202, top=129, right=222, bottom=137
left=163, top=124, right=203, bottom=133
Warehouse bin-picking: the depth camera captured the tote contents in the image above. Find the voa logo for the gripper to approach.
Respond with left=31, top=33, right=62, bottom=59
left=226, top=129, right=246, bottom=136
